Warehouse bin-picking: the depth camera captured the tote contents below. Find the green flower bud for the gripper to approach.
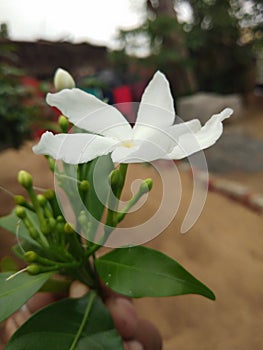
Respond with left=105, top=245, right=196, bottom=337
left=37, top=194, right=47, bottom=206
left=24, top=251, right=38, bottom=262
left=139, top=178, right=153, bottom=194
left=58, top=115, right=69, bottom=133
left=18, top=170, right=33, bottom=189
left=16, top=208, right=40, bottom=240
left=44, top=189, right=55, bottom=200
left=43, top=226, right=51, bottom=235
left=64, top=222, right=75, bottom=234
left=24, top=252, right=56, bottom=267
left=15, top=205, right=26, bottom=219
left=48, top=217, right=57, bottom=229
left=28, top=227, right=39, bottom=240
left=45, top=156, right=55, bottom=172
left=79, top=180, right=90, bottom=191
left=56, top=215, right=65, bottom=223
left=27, top=264, right=41, bottom=275
left=14, top=195, right=34, bottom=211
left=109, top=169, right=123, bottom=194
left=44, top=189, right=61, bottom=217
left=14, top=195, right=27, bottom=205
left=56, top=216, right=65, bottom=234
left=54, top=68, right=75, bottom=91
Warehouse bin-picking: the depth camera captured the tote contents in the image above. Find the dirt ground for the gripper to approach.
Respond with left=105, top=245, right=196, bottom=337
left=0, top=101, right=262, bottom=349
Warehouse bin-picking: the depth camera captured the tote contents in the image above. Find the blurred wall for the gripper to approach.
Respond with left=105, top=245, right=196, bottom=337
left=0, top=39, right=108, bottom=79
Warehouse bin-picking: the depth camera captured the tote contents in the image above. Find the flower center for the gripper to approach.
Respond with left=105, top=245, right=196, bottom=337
left=121, top=140, right=135, bottom=148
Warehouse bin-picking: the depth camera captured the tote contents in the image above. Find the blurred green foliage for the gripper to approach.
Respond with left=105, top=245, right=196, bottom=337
left=0, top=41, right=38, bottom=150
left=185, top=0, right=262, bottom=93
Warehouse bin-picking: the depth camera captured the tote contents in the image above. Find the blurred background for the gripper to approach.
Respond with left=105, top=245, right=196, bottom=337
left=0, top=1, right=263, bottom=349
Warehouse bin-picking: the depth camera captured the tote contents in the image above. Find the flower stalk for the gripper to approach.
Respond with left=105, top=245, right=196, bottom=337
left=15, top=205, right=49, bottom=247
left=117, top=178, right=153, bottom=223
left=17, top=171, right=50, bottom=235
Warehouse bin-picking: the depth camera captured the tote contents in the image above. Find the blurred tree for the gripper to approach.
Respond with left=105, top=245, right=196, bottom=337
left=185, top=0, right=262, bottom=93
left=115, top=0, right=198, bottom=96
left=112, top=0, right=262, bottom=95
left=0, top=23, right=9, bottom=39
left=145, top=0, right=198, bottom=95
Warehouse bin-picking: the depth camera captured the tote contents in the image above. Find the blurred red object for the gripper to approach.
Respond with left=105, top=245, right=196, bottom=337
left=20, top=76, right=43, bottom=97
left=112, top=85, right=135, bottom=123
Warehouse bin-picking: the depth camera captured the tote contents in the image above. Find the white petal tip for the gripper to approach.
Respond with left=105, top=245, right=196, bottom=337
left=152, top=70, right=168, bottom=82
left=32, top=131, right=53, bottom=154
left=221, top=107, right=234, bottom=119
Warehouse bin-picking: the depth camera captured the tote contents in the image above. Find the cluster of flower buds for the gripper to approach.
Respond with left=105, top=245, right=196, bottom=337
left=14, top=169, right=94, bottom=283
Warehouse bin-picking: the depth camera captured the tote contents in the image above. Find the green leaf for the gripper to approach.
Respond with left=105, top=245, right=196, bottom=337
left=0, top=209, right=40, bottom=248
left=39, top=278, right=71, bottom=294
left=95, top=246, right=215, bottom=300
left=0, top=271, right=53, bottom=322
left=85, top=155, right=114, bottom=240
left=0, top=210, right=25, bottom=235
left=6, top=291, right=124, bottom=350
left=87, top=155, right=114, bottom=221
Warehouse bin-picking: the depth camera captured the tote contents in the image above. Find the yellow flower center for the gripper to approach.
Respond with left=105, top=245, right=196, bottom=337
left=121, top=140, right=135, bottom=148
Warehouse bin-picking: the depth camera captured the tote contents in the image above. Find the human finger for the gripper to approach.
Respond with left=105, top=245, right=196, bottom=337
left=1, top=292, right=57, bottom=344
left=69, top=280, right=89, bottom=298
left=124, top=339, right=144, bottom=350
left=105, top=296, right=138, bottom=340
left=134, top=318, right=162, bottom=350
left=26, top=292, right=57, bottom=313
left=70, top=280, right=138, bottom=341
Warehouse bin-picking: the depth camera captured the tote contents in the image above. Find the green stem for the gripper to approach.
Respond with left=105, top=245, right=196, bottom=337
left=103, top=163, right=128, bottom=244
left=117, top=188, right=145, bottom=223
left=78, top=163, right=90, bottom=182
left=55, top=261, right=81, bottom=269
left=27, top=187, right=50, bottom=234
left=116, top=163, right=128, bottom=199
left=67, top=232, right=85, bottom=259
left=85, top=242, right=101, bottom=257
left=77, top=262, right=95, bottom=287
left=69, top=291, right=96, bottom=350
left=21, top=214, right=49, bottom=248
left=48, top=196, right=62, bottom=218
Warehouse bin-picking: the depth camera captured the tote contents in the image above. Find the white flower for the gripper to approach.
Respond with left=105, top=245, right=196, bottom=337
left=54, top=68, right=75, bottom=91
left=33, top=71, right=233, bottom=164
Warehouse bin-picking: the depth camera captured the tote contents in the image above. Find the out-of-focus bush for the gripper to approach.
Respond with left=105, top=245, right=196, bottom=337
left=0, top=42, right=41, bottom=150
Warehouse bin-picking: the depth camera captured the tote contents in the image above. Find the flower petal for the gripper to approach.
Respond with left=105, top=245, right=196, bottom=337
left=168, top=119, right=202, bottom=141
left=166, top=108, right=233, bottom=159
left=112, top=131, right=172, bottom=163
left=111, top=143, right=141, bottom=163
left=133, top=71, right=175, bottom=136
left=190, top=108, right=233, bottom=149
left=46, top=88, right=132, bottom=140
left=32, top=131, right=118, bottom=164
